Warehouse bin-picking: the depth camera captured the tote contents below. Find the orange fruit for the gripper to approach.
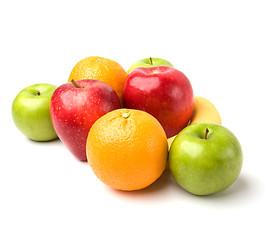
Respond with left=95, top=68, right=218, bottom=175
left=68, top=56, right=127, bottom=104
left=86, top=109, right=168, bottom=191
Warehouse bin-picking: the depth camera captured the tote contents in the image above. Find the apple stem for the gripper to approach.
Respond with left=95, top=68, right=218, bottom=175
left=204, top=128, right=209, bottom=139
left=36, top=91, right=40, bottom=96
left=71, top=79, right=81, bottom=88
left=149, top=57, right=153, bottom=65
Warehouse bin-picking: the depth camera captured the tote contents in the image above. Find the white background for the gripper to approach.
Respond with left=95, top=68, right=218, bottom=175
left=1, top=0, right=271, bottom=239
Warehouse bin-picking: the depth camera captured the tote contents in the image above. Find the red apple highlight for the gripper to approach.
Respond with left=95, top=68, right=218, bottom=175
left=50, top=79, right=121, bottom=161
left=123, top=66, right=194, bottom=138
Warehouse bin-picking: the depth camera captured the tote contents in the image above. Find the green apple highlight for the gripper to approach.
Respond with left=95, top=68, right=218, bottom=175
left=169, top=123, right=243, bottom=195
left=127, top=57, right=174, bottom=73
left=12, top=83, right=58, bottom=141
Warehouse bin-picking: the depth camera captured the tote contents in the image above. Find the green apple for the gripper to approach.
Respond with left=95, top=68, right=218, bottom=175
left=12, top=83, right=58, bottom=141
left=169, top=123, right=243, bottom=195
left=127, top=57, right=174, bottom=73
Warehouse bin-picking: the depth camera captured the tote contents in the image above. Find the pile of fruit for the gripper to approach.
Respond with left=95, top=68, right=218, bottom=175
left=12, top=56, right=243, bottom=196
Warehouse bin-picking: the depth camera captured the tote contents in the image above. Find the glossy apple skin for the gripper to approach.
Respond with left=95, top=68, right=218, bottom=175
left=50, top=80, right=121, bottom=161
left=169, top=123, right=243, bottom=195
left=12, top=83, right=58, bottom=141
left=127, top=57, right=174, bottom=74
left=123, top=66, right=194, bottom=138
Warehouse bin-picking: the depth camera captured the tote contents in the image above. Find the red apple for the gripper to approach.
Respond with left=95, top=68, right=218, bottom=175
left=50, top=79, right=121, bottom=161
left=123, top=66, right=194, bottom=138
